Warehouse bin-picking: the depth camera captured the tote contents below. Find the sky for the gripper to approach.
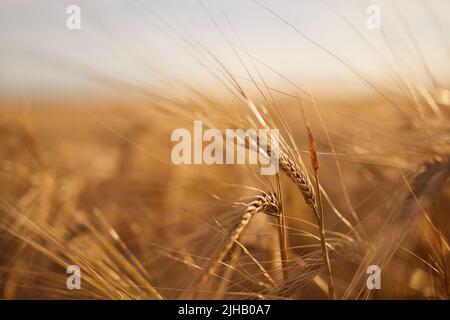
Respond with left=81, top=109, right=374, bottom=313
left=1, top=0, right=449, bottom=97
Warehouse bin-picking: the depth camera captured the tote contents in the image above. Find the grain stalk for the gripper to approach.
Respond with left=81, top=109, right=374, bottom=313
left=306, top=123, right=335, bottom=300
left=261, top=130, right=335, bottom=298
left=343, top=154, right=449, bottom=299
left=180, top=192, right=281, bottom=299
left=275, top=174, right=289, bottom=282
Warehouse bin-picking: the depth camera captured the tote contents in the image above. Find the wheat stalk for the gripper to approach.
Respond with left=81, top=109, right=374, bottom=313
left=305, top=123, right=335, bottom=300
left=343, top=154, right=450, bottom=299
left=259, top=133, right=335, bottom=298
left=278, top=151, right=317, bottom=208
left=180, top=192, right=280, bottom=298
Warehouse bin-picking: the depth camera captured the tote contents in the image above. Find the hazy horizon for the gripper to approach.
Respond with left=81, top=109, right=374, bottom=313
left=1, top=0, right=449, bottom=98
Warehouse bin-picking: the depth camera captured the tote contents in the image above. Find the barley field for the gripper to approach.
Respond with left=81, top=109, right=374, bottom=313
left=0, top=0, right=449, bottom=300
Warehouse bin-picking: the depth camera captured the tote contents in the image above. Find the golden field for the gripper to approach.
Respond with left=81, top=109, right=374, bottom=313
left=0, top=0, right=449, bottom=300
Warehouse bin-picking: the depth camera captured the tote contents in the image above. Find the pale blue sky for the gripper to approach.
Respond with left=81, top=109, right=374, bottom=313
left=1, top=0, right=449, bottom=96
